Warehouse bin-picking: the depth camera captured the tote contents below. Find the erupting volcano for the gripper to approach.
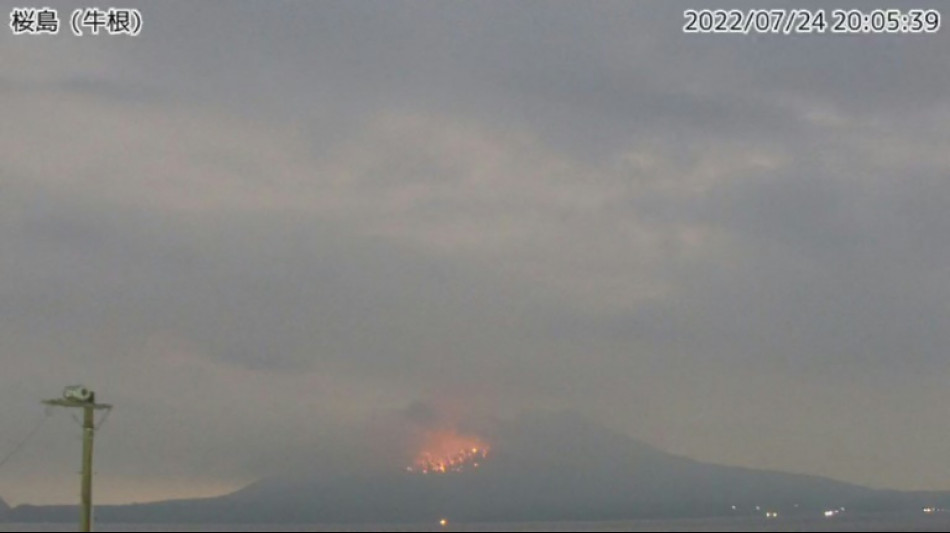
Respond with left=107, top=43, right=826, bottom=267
left=406, top=430, right=490, bottom=475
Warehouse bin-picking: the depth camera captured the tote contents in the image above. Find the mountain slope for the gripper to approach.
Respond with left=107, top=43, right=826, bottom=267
left=6, top=412, right=950, bottom=523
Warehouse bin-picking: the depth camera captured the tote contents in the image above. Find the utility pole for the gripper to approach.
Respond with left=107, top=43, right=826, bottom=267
left=43, top=386, right=112, bottom=532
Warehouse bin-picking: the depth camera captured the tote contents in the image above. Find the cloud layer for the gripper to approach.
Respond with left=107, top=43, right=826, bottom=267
left=2, top=1, right=950, bottom=504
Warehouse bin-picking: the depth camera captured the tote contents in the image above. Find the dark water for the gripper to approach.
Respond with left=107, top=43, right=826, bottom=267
left=3, top=514, right=950, bottom=532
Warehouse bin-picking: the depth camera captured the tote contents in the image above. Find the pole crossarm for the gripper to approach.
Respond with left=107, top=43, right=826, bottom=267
left=42, top=399, right=112, bottom=410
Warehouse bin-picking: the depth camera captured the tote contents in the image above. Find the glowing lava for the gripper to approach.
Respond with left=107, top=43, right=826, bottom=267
left=406, top=430, right=490, bottom=475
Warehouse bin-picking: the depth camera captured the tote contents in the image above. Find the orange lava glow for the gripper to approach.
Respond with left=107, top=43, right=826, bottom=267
left=406, top=430, right=490, bottom=474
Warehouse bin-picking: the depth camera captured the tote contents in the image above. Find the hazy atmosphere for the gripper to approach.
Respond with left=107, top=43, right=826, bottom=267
left=2, top=1, right=950, bottom=508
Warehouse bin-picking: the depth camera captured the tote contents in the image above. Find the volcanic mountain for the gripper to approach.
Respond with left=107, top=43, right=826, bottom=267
left=6, top=412, right=950, bottom=524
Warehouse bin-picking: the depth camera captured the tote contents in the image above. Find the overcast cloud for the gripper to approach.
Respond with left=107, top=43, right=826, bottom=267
left=1, top=1, right=949, bottom=505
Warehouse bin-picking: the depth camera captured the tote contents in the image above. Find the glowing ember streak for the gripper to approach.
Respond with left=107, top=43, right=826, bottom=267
left=406, top=430, right=490, bottom=474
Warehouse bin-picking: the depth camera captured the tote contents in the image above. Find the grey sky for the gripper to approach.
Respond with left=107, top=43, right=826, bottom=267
left=1, top=1, right=949, bottom=505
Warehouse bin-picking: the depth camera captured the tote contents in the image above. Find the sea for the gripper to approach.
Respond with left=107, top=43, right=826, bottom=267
left=3, top=514, right=950, bottom=532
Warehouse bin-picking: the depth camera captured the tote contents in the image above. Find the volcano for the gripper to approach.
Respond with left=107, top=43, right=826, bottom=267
left=6, top=412, right=950, bottom=524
